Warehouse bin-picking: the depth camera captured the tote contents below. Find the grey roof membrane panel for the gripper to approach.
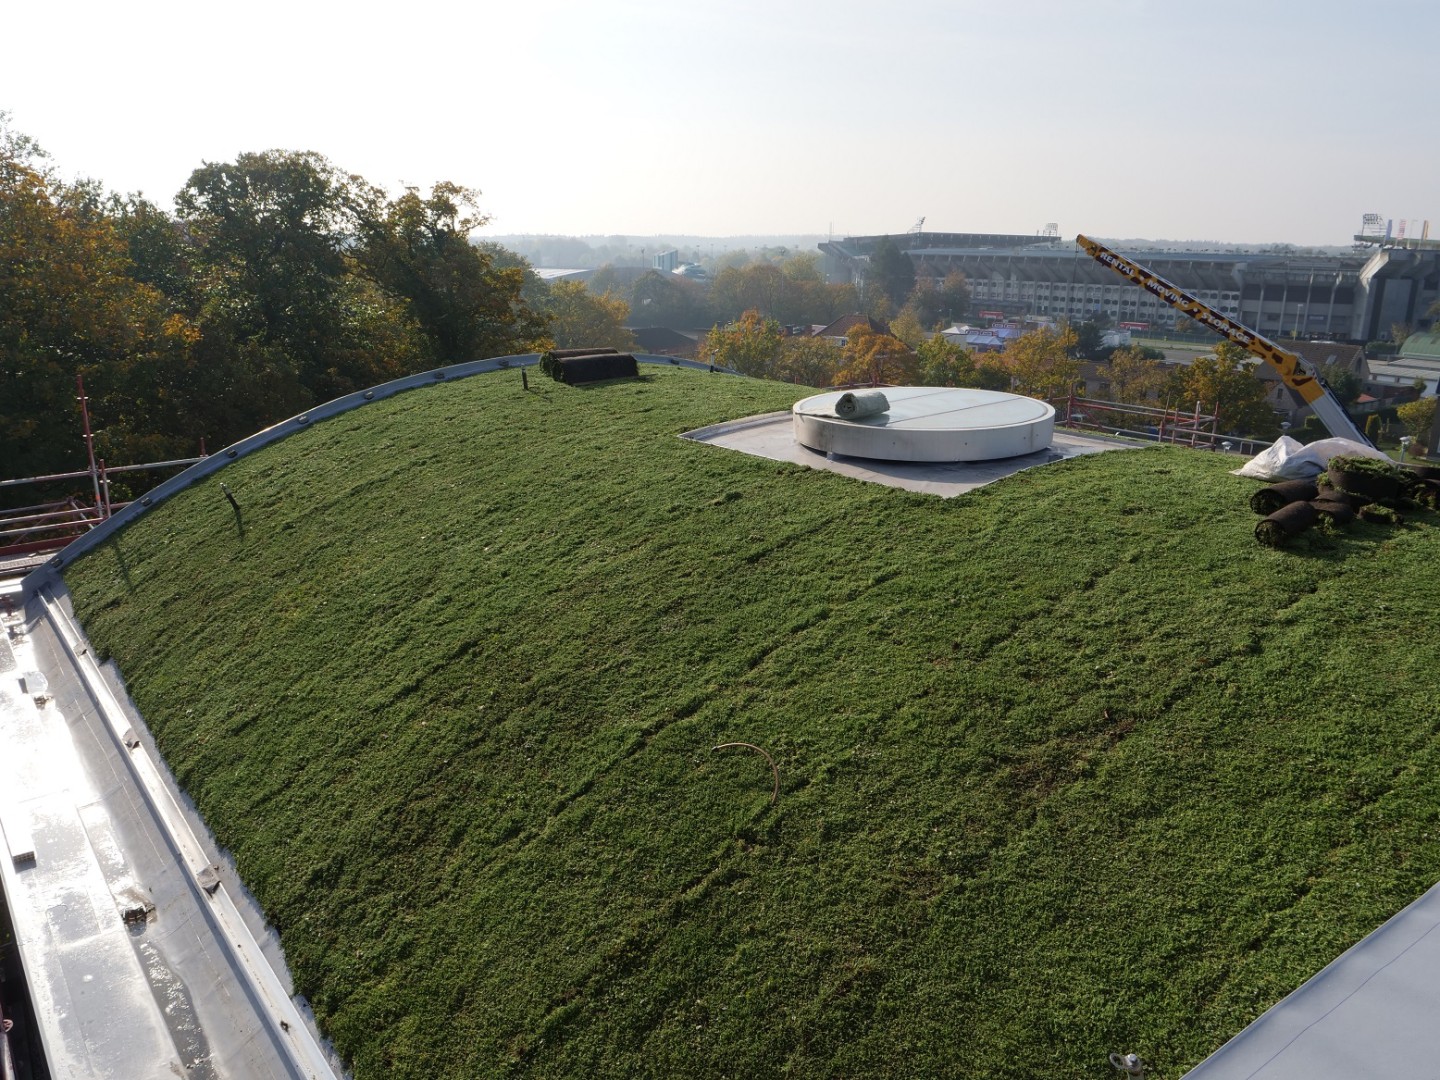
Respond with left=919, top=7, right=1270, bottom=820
left=682, top=410, right=1125, bottom=496
left=1184, top=879, right=1440, bottom=1079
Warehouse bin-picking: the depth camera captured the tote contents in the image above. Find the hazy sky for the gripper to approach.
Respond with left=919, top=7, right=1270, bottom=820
left=4, top=0, right=1435, bottom=245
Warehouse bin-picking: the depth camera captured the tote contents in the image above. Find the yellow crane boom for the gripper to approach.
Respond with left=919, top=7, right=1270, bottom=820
left=1075, top=234, right=1370, bottom=445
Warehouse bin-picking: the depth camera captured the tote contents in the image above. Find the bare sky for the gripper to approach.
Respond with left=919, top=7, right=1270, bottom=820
left=4, top=0, right=1435, bottom=245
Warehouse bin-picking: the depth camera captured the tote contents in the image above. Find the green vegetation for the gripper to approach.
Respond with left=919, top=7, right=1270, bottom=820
left=64, top=369, right=1440, bottom=1079
left=1327, top=455, right=1405, bottom=479
left=2, top=116, right=544, bottom=489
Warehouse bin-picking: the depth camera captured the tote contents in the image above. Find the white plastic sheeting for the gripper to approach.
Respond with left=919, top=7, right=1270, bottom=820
left=1233, top=436, right=1394, bottom=481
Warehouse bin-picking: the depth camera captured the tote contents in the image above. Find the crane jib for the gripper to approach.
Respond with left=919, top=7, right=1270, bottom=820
left=1080, top=237, right=1325, bottom=405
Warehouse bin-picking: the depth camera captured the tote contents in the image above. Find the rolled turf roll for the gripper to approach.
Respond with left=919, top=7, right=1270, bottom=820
left=1359, top=504, right=1404, bottom=525
left=834, top=391, right=890, bottom=420
left=1313, top=487, right=1370, bottom=510
left=1254, top=500, right=1319, bottom=547
left=558, top=353, right=639, bottom=384
left=1249, top=479, right=1320, bottom=515
left=1311, top=498, right=1356, bottom=526
left=1327, top=463, right=1400, bottom=502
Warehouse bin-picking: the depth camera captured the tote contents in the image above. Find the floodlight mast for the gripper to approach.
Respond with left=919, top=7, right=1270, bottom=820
left=1074, top=234, right=1372, bottom=446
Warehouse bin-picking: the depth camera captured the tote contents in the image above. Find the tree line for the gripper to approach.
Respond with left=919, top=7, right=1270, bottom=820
left=586, top=239, right=971, bottom=336
left=0, top=117, right=631, bottom=489
left=697, top=309, right=1296, bottom=439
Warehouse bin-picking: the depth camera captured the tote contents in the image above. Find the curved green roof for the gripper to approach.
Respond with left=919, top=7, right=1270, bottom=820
left=61, top=368, right=1440, bottom=1079
left=1400, top=329, right=1440, bottom=362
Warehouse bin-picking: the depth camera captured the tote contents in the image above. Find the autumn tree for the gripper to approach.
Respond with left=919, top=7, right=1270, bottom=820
left=889, top=304, right=927, bottom=349
left=916, top=335, right=1003, bottom=388
left=698, top=310, right=783, bottom=376
left=833, top=325, right=918, bottom=385
left=542, top=282, right=636, bottom=351
left=1104, top=344, right=1167, bottom=404
left=1397, top=396, right=1436, bottom=444
left=1165, top=341, right=1279, bottom=437
left=0, top=119, right=197, bottom=478
left=771, top=336, right=842, bottom=387
left=710, top=262, right=787, bottom=322
left=629, top=270, right=711, bottom=329
left=475, top=240, right=550, bottom=310
left=999, top=326, right=1080, bottom=398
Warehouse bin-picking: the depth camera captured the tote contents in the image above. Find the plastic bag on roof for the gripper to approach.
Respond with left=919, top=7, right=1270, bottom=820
left=1233, top=435, right=1394, bottom=481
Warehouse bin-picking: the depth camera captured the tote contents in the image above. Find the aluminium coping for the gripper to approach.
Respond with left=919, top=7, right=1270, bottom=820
left=1, top=596, right=331, bottom=1077
left=1, top=585, right=340, bottom=1078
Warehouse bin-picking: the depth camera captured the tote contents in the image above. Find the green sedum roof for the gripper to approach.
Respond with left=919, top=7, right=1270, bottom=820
left=61, top=368, right=1440, bottom=1079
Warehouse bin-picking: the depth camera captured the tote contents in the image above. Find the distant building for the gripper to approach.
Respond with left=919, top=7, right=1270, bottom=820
left=813, top=314, right=890, bottom=344
left=652, top=249, right=679, bottom=273
left=1370, top=330, right=1440, bottom=395
left=532, top=268, right=594, bottom=284
left=820, top=232, right=1440, bottom=342
left=628, top=326, right=699, bottom=358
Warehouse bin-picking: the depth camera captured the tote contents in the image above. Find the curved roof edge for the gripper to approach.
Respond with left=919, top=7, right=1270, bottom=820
left=20, top=353, right=737, bottom=597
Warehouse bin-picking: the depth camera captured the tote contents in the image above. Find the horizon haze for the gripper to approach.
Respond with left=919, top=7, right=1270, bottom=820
left=3, top=0, right=1435, bottom=246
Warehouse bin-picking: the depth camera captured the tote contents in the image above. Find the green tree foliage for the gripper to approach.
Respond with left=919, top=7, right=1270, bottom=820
left=0, top=120, right=197, bottom=477
left=710, top=262, right=786, bottom=322
left=698, top=310, right=783, bottom=376
left=888, top=304, right=927, bottom=349
left=706, top=255, right=857, bottom=329
left=1396, top=396, right=1436, bottom=443
left=1104, top=345, right=1167, bottom=404
left=1165, top=341, right=1280, bottom=437
left=1070, top=319, right=1110, bottom=360
left=109, top=194, right=197, bottom=311
left=351, top=181, right=545, bottom=363
left=542, top=282, right=636, bottom=351
left=868, top=235, right=915, bottom=308
left=907, top=271, right=970, bottom=327
left=1, top=116, right=548, bottom=485
left=1318, top=361, right=1362, bottom=407
left=629, top=271, right=711, bottom=329
left=474, top=240, right=549, bottom=310
left=999, top=326, right=1080, bottom=398
left=771, top=336, right=842, bottom=387
left=912, top=335, right=1009, bottom=390
left=916, top=336, right=974, bottom=386
left=176, top=151, right=356, bottom=372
